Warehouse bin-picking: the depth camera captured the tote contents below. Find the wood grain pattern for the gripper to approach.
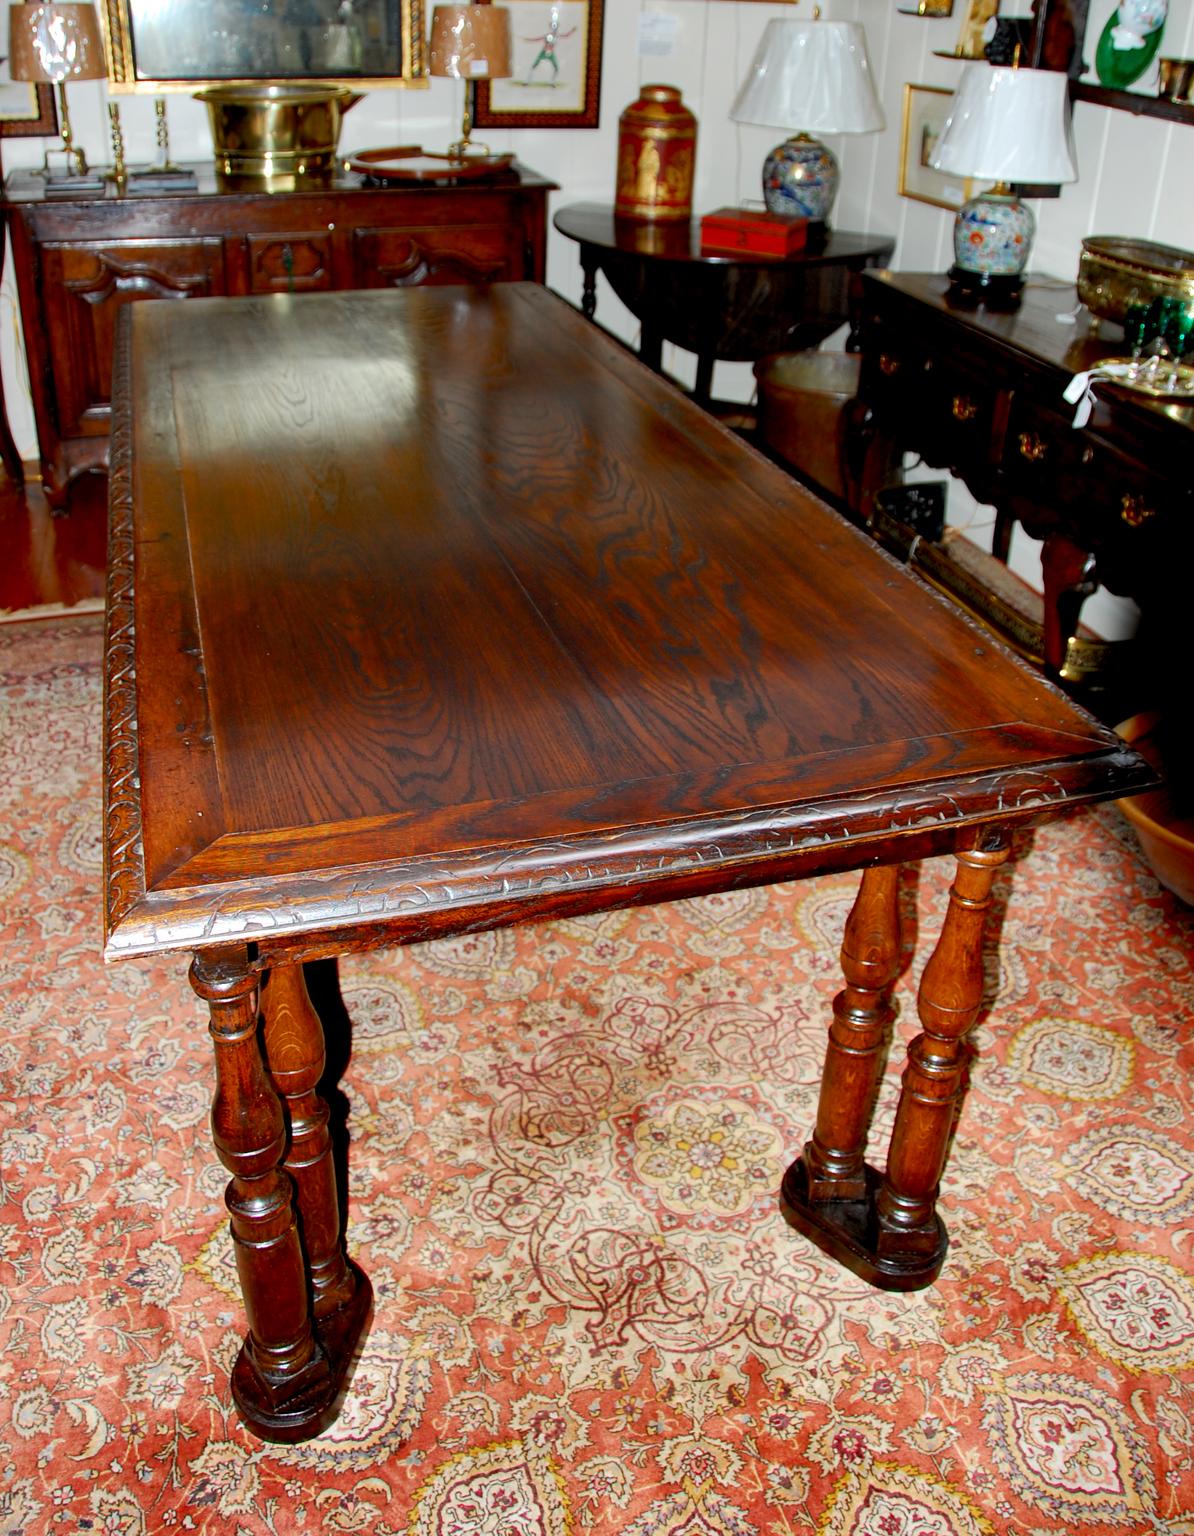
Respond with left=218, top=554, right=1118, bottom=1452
left=104, top=283, right=1154, bottom=963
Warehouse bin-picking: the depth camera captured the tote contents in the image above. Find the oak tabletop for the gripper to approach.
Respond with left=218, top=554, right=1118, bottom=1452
left=103, top=283, right=1150, bottom=962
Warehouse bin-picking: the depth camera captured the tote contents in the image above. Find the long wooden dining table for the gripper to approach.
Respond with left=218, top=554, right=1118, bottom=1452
left=103, top=281, right=1152, bottom=1441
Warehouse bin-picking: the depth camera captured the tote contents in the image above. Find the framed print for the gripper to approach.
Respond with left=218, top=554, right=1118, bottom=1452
left=1, top=0, right=57, bottom=138
left=474, top=0, right=604, bottom=130
left=898, top=84, right=975, bottom=210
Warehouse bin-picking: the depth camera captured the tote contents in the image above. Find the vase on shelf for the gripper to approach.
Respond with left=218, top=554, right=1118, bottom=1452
left=1095, top=0, right=1167, bottom=88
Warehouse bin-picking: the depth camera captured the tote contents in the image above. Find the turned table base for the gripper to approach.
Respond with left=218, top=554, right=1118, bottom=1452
left=190, top=840, right=1007, bottom=1439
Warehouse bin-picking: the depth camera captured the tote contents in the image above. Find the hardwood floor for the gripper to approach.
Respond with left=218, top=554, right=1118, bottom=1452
left=0, top=468, right=106, bottom=616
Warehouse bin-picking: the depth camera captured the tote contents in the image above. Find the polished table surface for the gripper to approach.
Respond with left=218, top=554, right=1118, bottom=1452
left=554, top=202, right=894, bottom=407
left=103, top=282, right=1150, bottom=1440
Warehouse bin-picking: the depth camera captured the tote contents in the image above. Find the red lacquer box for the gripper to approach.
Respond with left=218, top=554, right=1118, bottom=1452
left=699, top=207, right=808, bottom=257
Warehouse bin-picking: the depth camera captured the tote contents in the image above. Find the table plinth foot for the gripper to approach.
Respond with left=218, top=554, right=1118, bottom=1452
left=779, top=1159, right=946, bottom=1292
left=232, top=1262, right=373, bottom=1443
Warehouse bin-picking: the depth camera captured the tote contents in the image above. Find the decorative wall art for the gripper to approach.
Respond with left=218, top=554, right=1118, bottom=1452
left=898, top=83, right=976, bottom=208
left=473, top=0, right=604, bottom=128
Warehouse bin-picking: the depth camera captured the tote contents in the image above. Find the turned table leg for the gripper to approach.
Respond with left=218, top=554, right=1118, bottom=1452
left=782, top=835, right=1009, bottom=1290
left=873, top=837, right=1010, bottom=1276
left=786, top=865, right=902, bottom=1204
left=192, top=949, right=370, bottom=1442
left=260, top=964, right=360, bottom=1318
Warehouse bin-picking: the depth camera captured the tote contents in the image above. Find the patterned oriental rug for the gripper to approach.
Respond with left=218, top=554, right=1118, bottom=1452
left=2, top=615, right=1193, bottom=1536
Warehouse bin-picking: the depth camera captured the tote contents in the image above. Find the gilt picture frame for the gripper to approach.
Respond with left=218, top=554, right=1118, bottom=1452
left=473, top=0, right=604, bottom=130
left=898, top=83, right=975, bottom=210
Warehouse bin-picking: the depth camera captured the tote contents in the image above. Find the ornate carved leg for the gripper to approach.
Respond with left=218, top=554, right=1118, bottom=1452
left=781, top=866, right=903, bottom=1262
left=872, top=835, right=1010, bottom=1282
left=782, top=836, right=1009, bottom=1290
left=260, top=964, right=363, bottom=1319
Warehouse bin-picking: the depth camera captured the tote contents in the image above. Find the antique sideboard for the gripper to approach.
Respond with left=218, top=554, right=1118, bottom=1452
left=3, top=163, right=555, bottom=506
left=850, top=270, right=1193, bottom=704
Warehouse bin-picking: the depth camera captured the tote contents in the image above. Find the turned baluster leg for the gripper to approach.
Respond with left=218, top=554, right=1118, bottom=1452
left=191, top=950, right=330, bottom=1431
left=260, top=963, right=356, bottom=1318
left=796, top=864, right=902, bottom=1202
left=874, top=836, right=1010, bottom=1266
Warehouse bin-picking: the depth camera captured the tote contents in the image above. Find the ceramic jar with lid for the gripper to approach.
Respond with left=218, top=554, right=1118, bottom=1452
left=615, top=85, right=696, bottom=221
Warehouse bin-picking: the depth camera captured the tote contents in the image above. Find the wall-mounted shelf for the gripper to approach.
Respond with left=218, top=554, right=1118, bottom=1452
left=1032, top=0, right=1194, bottom=125
left=1071, top=79, right=1194, bottom=124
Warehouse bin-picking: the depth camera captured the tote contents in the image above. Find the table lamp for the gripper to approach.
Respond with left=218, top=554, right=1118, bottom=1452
left=928, top=63, right=1077, bottom=306
left=428, top=3, right=512, bottom=158
left=730, top=18, right=883, bottom=227
left=7, top=3, right=106, bottom=179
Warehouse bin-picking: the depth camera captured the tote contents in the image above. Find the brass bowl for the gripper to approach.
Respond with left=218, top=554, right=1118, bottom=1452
left=197, top=84, right=358, bottom=190
left=1077, top=236, right=1194, bottom=326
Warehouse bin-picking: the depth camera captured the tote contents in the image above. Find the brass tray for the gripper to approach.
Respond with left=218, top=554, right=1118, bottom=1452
left=1091, top=357, right=1194, bottom=398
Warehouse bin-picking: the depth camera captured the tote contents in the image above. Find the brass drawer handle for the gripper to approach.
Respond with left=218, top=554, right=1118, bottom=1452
left=952, top=393, right=978, bottom=422
left=1018, top=431, right=1047, bottom=463
left=1120, top=494, right=1156, bottom=527
left=879, top=353, right=900, bottom=376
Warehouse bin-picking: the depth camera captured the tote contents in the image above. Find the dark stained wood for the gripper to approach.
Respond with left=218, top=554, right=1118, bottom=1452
left=553, top=202, right=894, bottom=407
left=261, top=965, right=358, bottom=1319
left=0, top=471, right=105, bottom=613
left=104, top=280, right=1155, bottom=1438
left=800, top=864, right=902, bottom=1203
left=851, top=270, right=1194, bottom=703
left=3, top=163, right=555, bottom=507
left=876, top=836, right=1011, bottom=1267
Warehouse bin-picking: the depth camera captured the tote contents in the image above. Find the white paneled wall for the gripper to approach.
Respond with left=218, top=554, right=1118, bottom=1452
left=2, top=0, right=1188, bottom=631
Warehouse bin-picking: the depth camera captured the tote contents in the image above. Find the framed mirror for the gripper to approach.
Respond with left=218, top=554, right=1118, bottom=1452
left=100, top=0, right=426, bottom=90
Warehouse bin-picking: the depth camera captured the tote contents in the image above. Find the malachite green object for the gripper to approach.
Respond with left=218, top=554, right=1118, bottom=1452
left=1095, top=10, right=1165, bottom=89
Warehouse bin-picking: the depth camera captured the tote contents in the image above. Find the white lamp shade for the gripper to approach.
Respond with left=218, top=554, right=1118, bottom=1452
left=928, top=65, right=1077, bottom=183
left=730, top=20, right=884, bottom=135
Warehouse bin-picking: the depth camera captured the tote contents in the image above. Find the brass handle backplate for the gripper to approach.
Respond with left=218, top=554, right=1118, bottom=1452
left=1018, top=431, right=1047, bottom=463
left=879, top=353, right=900, bottom=376
left=1120, top=493, right=1156, bottom=527
left=952, top=394, right=978, bottom=422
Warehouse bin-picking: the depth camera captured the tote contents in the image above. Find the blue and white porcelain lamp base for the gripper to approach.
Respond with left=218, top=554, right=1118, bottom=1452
left=947, top=185, right=1035, bottom=307
left=762, top=133, right=839, bottom=226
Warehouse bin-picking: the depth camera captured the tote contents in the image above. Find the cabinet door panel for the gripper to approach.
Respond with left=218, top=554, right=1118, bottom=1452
left=352, top=224, right=521, bottom=287
left=41, top=239, right=226, bottom=437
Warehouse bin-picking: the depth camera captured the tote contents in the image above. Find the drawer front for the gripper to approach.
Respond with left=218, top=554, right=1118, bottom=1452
left=1001, top=397, right=1179, bottom=588
left=861, top=327, right=1002, bottom=488
left=42, top=238, right=227, bottom=438
left=246, top=232, right=334, bottom=293
left=352, top=224, right=522, bottom=288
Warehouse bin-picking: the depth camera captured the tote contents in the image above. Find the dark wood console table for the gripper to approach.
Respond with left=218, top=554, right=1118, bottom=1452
left=852, top=271, right=1194, bottom=695
left=105, top=280, right=1149, bottom=1441
left=553, top=203, right=894, bottom=410
left=3, top=163, right=555, bottom=507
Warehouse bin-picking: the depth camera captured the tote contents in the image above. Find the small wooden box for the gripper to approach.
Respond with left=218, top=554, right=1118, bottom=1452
left=699, top=207, right=808, bottom=257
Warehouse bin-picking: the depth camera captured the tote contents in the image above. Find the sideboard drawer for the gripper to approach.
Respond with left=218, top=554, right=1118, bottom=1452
left=352, top=223, right=520, bottom=287
left=1001, top=395, right=1178, bottom=589
left=862, top=326, right=1002, bottom=490
left=246, top=232, right=334, bottom=293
